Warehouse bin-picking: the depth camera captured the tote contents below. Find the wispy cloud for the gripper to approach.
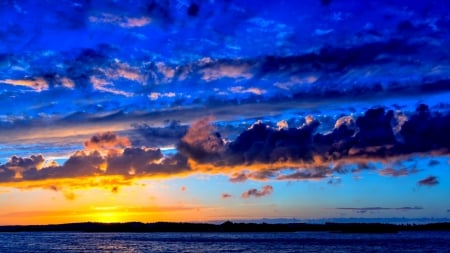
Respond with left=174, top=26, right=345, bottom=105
left=379, top=167, right=417, bottom=177
left=89, top=13, right=151, bottom=28
left=0, top=78, right=48, bottom=92
left=335, top=206, right=423, bottom=214
left=201, top=64, right=253, bottom=82
left=221, top=193, right=232, bottom=199
left=149, top=92, right=177, bottom=100
left=277, top=167, right=331, bottom=181
left=90, top=76, right=134, bottom=97
left=418, top=176, right=439, bottom=186
left=101, top=62, right=145, bottom=83
left=228, top=86, right=266, bottom=95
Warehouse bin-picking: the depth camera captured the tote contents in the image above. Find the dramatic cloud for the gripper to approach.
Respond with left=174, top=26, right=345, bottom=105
left=418, top=176, right=439, bottom=186
left=228, top=117, right=320, bottom=164
left=180, top=105, right=450, bottom=179
left=105, top=147, right=164, bottom=175
left=2, top=0, right=450, bottom=225
left=0, top=155, right=45, bottom=181
left=133, top=121, right=188, bottom=147
left=84, top=132, right=131, bottom=153
left=1, top=103, right=448, bottom=188
left=241, top=185, right=273, bottom=198
left=23, top=151, right=105, bottom=180
left=178, top=117, right=225, bottom=162
left=0, top=132, right=188, bottom=187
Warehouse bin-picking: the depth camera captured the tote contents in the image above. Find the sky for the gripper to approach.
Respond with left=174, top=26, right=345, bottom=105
left=0, top=0, right=449, bottom=225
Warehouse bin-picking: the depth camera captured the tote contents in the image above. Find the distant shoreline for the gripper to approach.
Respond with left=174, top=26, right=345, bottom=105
left=1, top=221, right=450, bottom=233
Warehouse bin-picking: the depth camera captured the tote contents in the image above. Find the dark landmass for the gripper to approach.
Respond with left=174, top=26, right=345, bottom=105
left=1, top=221, right=450, bottom=233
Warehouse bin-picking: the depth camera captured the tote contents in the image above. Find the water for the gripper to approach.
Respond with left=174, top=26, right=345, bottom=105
left=0, top=231, right=449, bottom=252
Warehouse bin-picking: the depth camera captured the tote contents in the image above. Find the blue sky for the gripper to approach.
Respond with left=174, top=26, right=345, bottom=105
left=0, top=0, right=449, bottom=224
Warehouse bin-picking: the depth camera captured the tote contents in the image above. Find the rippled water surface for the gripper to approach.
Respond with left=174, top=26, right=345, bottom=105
left=1, top=231, right=450, bottom=252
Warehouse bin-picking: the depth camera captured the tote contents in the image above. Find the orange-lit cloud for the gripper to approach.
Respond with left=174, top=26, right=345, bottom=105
left=1, top=104, right=450, bottom=191
left=228, top=86, right=266, bottom=95
left=155, top=62, right=175, bottom=83
left=0, top=131, right=189, bottom=189
left=0, top=78, right=49, bottom=91
left=89, top=13, right=151, bottom=28
left=84, top=131, right=131, bottom=153
left=0, top=155, right=45, bottom=180
left=149, top=92, right=176, bottom=100
left=178, top=117, right=225, bottom=162
left=59, top=77, right=75, bottom=89
left=200, top=63, right=253, bottom=81
left=379, top=167, right=416, bottom=177
left=90, top=76, right=134, bottom=97
left=101, top=62, right=145, bottom=83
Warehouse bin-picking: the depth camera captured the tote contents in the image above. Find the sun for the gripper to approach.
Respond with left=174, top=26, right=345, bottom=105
left=93, top=211, right=124, bottom=223
left=91, top=206, right=126, bottom=223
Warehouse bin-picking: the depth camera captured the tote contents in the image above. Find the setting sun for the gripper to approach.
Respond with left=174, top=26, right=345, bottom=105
left=92, top=211, right=124, bottom=223
left=88, top=206, right=121, bottom=223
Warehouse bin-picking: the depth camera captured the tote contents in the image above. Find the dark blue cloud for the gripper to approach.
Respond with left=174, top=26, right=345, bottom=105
left=132, top=121, right=188, bottom=147
left=0, top=103, right=448, bottom=185
left=418, top=176, right=439, bottom=186
left=428, top=160, right=440, bottom=167
left=180, top=104, right=450, bottom=171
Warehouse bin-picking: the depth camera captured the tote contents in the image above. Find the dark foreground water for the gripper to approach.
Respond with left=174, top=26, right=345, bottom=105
left=1, top=231, right=450, bottom=252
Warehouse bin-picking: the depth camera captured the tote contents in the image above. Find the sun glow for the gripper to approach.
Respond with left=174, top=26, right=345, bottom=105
left=93, top=211, right=124, bottom=223
left=91, top=207, right=127, bottom=223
